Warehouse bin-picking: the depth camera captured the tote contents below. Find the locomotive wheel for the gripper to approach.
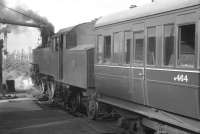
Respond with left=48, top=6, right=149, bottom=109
left=69, top=92, right=81, bottom=113
left=87, top=99, right=98, bottom=120
left=39, top=80, right=46, bottom=94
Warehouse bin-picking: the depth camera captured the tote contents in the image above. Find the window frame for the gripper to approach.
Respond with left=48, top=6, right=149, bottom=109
left=147, top=26, right=157, bottom=66
left=112, top=32, right=123, bottom=65
left=96, top=35, right=104, bottom=64
left=103, top=35, right=112, bottom=64
left=65, top=34, right=69, bottom=49
left=162, top=23, right=175, bottom=67
left=55, top=37, right=59, bottom=51
left=123, top=30, right=132, bottom=65
left=133, top=30, right=145, bottom=66
left=177, top=23, right=197, bottom=69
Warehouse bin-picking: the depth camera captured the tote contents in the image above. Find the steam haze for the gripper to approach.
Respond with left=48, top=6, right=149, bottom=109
left=0, top=0, right=55, bottom=52
left=0, top=0, right=54, bottom=33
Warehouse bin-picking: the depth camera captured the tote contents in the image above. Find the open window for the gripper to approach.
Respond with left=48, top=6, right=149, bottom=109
left=103, top=36, right=112, bottom=63
left=163, top=24, right=175, bottom=66
left=178, top=24, right=195, bottom=68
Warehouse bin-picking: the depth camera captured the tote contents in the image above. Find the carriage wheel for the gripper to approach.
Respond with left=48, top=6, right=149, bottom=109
left=69, top=92, right=81, bottom=113
left=87, top=99, right=98, bottom=120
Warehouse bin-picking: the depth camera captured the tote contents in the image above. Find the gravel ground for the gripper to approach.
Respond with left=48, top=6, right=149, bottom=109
left=0, top=87, right=117, bottom=134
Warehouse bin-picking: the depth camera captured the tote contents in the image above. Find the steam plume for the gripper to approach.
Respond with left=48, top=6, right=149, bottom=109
left=0, top=0, right=54, bottom=45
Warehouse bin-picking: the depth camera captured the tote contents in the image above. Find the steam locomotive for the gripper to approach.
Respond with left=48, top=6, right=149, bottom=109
left=31, top=0, right=200, bottom=133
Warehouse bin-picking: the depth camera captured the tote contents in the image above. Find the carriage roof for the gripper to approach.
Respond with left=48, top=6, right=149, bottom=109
left=56, top=21, right=95, bottom=36
left=95, top=0, right=200, bottom=28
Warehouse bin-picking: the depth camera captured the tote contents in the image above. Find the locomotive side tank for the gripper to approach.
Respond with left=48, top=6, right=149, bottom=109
left=62, top=22, right=95, bottom=89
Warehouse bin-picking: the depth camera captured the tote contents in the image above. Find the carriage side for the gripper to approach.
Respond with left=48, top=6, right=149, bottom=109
left=95, top=0, right=200, bottom=133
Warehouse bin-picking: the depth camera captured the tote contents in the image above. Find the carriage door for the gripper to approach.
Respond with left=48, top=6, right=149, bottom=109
left=131, top=31, right=145, bottom=104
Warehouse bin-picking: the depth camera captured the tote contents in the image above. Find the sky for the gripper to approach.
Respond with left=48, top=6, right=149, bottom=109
left=3, top=0, right=155, bottom=52
left=7, top=0, right=152, bottom=31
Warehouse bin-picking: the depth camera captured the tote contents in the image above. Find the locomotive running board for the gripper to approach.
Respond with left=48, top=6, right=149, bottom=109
left=98, top=96, right=200, bottom=133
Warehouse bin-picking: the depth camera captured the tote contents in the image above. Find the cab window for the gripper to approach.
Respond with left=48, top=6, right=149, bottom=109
left=163, top=24, right=175, bottom=66
left=178, top=24, right=195, bottom=68
left=134, top=31, right=144, bottom=65
left=147, top=27, right=156, bottom=65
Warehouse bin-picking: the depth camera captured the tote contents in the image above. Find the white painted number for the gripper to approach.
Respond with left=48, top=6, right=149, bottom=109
left=173, top=74, right=188, bottom=83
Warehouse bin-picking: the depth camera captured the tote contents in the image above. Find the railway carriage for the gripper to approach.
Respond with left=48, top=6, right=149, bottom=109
left=94, top=0, right=200, bottom=133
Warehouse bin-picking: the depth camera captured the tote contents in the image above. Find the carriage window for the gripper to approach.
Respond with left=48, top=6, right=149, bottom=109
left=147, top=27, right=156, bottom=65
left=55, top=37, right=59, bottom=51
left=113, top=32, right=122, bottom=64
left=124, top=31, right=132, bottom=64
left=104, top=36, right=112, bottom=63
left=60, top=35, right=63, bottom=50
left=134, top=32, right=144, bottom=64
left=97, top=35, right=103, bottom=64
left=66, top=33, right=72, bottom=49
left=51, top=38, right=54, bottom=51
left=163, top=24, right=175, bottom=66
left=178, top=24, right=195, bottom=67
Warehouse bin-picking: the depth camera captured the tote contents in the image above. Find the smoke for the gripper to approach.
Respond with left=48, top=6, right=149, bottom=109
left=0, top=0, right=54, bottom=42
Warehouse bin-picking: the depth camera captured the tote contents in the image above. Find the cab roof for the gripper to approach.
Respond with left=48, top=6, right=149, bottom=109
left=95, top=0, right=200, bottom=28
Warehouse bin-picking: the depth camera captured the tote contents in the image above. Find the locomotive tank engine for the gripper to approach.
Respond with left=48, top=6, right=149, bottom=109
left=32, top=21, right=96, bottom=111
